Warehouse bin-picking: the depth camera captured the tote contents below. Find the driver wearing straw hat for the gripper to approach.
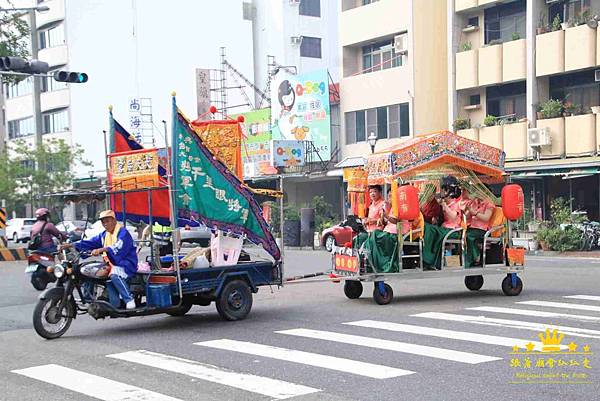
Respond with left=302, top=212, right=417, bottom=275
left=60, top=210, right=138, bottom=310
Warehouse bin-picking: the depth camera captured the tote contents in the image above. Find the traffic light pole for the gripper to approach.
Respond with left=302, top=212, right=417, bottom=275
left=29, top=9, right=43, bottom=151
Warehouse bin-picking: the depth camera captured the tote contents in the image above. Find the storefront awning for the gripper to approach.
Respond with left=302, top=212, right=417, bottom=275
left=335, top=156, right=366, bottom=169
left=511, top=168, right=600, bottom=179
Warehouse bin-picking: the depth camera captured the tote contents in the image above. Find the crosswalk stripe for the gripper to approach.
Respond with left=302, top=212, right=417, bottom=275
left=12, top=364, right=181, bottom=401
left=467, top=306, right=600, bottom=322
left=517, top=300, right=600, bottom=313
left=276, top=328, right=500, bottom=364
left=195, top=339, right=413, bottom=379
left=414, top=312, right=600, bottom=339
left=107, top=350, right=320, bottom=400
left=344, top=320, right=558, bottom=351
left=564, top=295, right=600, bottom=302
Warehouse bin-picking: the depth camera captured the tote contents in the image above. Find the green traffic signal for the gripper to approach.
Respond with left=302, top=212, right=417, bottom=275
left=53, top=70, right=88, bottom=83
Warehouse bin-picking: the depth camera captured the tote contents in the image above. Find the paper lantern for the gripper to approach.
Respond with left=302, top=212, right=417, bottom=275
left=396, top=184, right=419, bottom=221
left=501, top=184, right=524, bottom=221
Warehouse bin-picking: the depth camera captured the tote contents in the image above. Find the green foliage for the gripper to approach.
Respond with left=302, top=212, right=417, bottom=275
left=483, top=115, right=497, bottom=127
left=551, top=14, right=562, bottom=31
left=0, top=139, right=91, bottom=214
left=459, top=41, right=472, bottom=52
left=311, top=195, right=339, bottom=233
left=540, top=99, right=563, bottom=119
left=511, top=32, right=521, bottom=41
left=563, top=102, right=583, bottom=116
left=453, top=118, right=470, bottom=131
left=542, top=226, right=581, bottom=252
left=0, top=9, right=30, bottom=84
left=550, top=197, right=585, bottom=225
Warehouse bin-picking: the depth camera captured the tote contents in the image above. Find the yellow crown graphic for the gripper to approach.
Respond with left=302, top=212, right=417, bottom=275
left=538, top=328, right=564, bottom=352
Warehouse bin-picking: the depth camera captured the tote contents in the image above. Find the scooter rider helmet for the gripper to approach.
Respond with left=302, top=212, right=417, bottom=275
left=35, top=208, right=50, bottom=218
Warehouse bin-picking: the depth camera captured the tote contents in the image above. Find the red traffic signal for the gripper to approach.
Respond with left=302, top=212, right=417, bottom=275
left=53, top=70, right=88, bottom=83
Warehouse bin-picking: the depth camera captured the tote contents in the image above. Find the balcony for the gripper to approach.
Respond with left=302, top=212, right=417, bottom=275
left=565, top=114, right=596, bottom=157
left=503, top=122, right=528, bottom=161
left=479, top=125, right=503, bottom=149
left=36, top=0, right=65, bottom=29
left=478, top=44, right=502, bottom=86
left=564, top=24, right=596, bottom=72
left=41, top=88, right=70, bottom=112
left=4, top=95, right=33, bottom=121
left=456, top=128, right=479, bottom=141
left=340, top=66, right=411, bottom=112
left=535, top=30, right=565, bottom=77
left=38, top=44, right=68, bottom=68
left=340, top=0, right=409, bottom=47
left=456, top=49, right=478, bottom=90
left=502, top=39, right=526, bottom=82
left=455, top=0, right=477, bottom=12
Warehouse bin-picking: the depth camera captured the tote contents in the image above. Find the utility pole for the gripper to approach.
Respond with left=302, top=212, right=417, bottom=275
left=29, top=9, right=43, bottom=149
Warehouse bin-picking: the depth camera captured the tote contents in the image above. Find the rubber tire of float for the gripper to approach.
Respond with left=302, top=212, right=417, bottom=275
left=464, top=275, right=484, bottom=291
left=501, top=275, right=523, bottom=296
left=344, top=281, right=363, bottom=299
left=373, top=283, right=393, bottom=305
left=166, top=300, right=193, bottom=317
left=216, top=280, right=253, bottom=321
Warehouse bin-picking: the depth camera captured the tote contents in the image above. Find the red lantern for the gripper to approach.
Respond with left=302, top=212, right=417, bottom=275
left=501, top=184, right=524, bottom=221
left=396, top=184, right=419, bottom=221
left=209, top=105, right=217, bottom=114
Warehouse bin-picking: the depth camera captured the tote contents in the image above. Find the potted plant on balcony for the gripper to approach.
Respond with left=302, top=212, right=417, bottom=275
left=483, top=115, right=497, bottom=126
left=551, top=14, right=562, bottom=32
left=563, top=102, right=582, bottom=117
left=459, top=41, right=472, bottom=52
left=591, top=105, right=600, bottom=114
left=540, top=99, right=563, bottom=119
left=511, top=32, right=521, bottom=41
left=453, top=118, right=470, bottom=131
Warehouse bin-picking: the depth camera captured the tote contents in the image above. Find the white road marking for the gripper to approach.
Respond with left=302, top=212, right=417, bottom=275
left=107, top=350, right=319, bottom=400
left=344, top=320, right=560, bottom=351
left=517, top=300, right=600, bottom=313
left=195, top=339, right=413, bottom=379
left=276, top=328, right=500, bottom=364
left=467, top=306, right=600, bottom=322
left=564, top=295, right=600, bottom=302
left=414, top=312, right=600, bottom=339
left=12, top=364, right=181, bottom=401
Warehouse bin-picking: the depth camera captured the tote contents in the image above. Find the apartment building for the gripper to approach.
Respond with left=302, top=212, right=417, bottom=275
left=1, top=0, right=72, bottom=152
left=450, top=0, right=600, bottom=221
left=339, top=0, right=449, bottom=162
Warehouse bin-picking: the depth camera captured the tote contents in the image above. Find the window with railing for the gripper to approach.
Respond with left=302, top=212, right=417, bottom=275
left=362, top=37, right=405, bottom=74
left=345, top=103, right=409, bottom=144
left=486, top=81, right=526, bottom=119
left=42, top=109, right=69, bottom=134
left=39, top=23, right=65, bottom=49
left=550, top=70, right=600, bottom=112
left=3, top=77, right=33, bottom=99
left=299, top=0, right=320, bottom=17
left=7, top=117, right=34, bottom=139
left=484, top=0, right=526, bottom=44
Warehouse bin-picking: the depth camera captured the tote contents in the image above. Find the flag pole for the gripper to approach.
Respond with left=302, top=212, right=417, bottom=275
left=102, top=129, right=110, bottom=209
left=168, top=92, right=183, bottom=308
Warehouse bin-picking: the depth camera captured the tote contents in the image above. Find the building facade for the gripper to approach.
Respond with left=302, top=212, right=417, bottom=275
left=339, top=0, right=449, bottom=161
left=449, top=0, right=600, bottom=222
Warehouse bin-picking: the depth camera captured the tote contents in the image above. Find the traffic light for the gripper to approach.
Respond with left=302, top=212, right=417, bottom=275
left=53, top=70, right=88, bottom=83
left=0, top=57, right=49, bottom=74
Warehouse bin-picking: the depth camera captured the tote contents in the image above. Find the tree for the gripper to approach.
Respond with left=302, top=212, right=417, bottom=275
left=0, top=139, right=91, bottom=215
left=0, top=6, right=30, bottom=84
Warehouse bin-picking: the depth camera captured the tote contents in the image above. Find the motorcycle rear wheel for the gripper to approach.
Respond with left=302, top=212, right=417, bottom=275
left=33, top=291, right=74, bottom=339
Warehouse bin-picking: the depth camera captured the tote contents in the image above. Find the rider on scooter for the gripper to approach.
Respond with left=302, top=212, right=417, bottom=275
left=30, top=208, right=66, bottom=253
left=59, top=210, right=138, bottom=310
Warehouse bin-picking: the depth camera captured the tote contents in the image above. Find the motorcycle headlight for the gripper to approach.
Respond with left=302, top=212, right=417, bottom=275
left=53, top=264, right=65, bottom=278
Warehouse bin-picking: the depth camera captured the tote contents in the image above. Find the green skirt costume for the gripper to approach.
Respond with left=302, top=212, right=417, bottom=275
left=353, top=231, right=399, bottom=273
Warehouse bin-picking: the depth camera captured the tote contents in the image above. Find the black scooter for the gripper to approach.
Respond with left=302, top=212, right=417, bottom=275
left=25, top=251, right=57, bottom=291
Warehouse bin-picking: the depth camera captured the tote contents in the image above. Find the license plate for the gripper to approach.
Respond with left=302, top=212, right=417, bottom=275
left=25, top=265, right=38, bottom=274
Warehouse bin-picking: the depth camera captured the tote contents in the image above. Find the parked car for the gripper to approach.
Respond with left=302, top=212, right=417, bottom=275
left=84, top=220, right=138, bottom=240
left=180, top=224, right=212, bottom=246
left=320, top=216, right=364, bottom=252
left=6, top=218, right=36, bottom=243
left=56, top=220, right=88, bottom=242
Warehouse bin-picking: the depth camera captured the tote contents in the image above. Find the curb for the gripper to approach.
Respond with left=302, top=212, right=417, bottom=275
left=0, top=248, right=28, bottom=262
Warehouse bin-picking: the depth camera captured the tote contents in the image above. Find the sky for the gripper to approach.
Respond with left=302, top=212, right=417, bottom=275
left=65, top=0, right=255, bottom=174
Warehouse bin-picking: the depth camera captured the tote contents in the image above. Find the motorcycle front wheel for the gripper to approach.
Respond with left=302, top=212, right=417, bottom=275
left=33, top=291, right=74, bottom=339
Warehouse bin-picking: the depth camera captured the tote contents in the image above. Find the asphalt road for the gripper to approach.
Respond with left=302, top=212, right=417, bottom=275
left=1, top=250, right=599, bottom=401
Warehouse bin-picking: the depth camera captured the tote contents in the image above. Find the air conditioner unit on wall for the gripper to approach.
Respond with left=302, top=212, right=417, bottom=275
left=290, top=36, right=303, bottom=45
left=394, top=34, right=408, bottom=55
left=528, top=127, right=551, bottom=147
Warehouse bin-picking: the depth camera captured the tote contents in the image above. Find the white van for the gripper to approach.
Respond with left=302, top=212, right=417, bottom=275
left=6, top=218, right=37, bottom=243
